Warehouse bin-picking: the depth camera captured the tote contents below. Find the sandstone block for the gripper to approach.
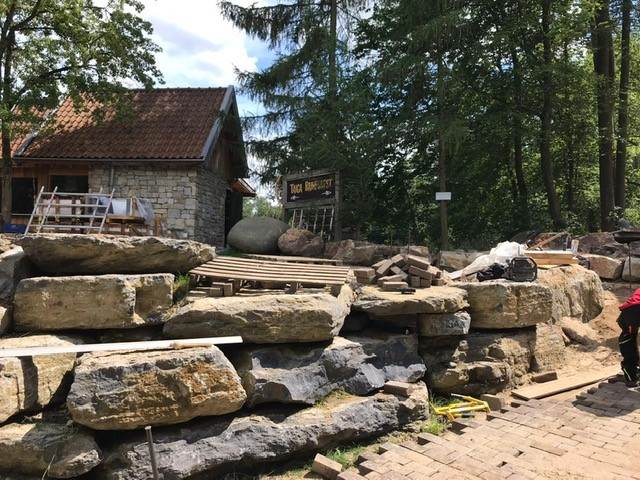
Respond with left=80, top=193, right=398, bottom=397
left=559, top=317, right=599, bottom=346
left=439, top=250, right=485, bottom=271
left=278, top=228, right=325, bottom=257
left=457, top=281, right=553, bottom=328
left=353, top=286, right=468, bottom=317
left=312, top=454, right=343, bottom=479
left=584, top=254, right=623, bottom=280
left=0, top=422, right=101, bottom=478
left=0, top=247, right=30, bottom=304
left=14, top=274, right=173, bottom=331
left=164, top=292, right=351, bottom=343
left=17, top=234, right=214, bottom=274
left=0, top=335, right=80, bottom=423
left=67, top=346, right=246, bottom=430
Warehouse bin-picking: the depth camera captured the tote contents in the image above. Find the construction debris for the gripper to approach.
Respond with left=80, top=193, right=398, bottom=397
left=366, top=254, right=448, bottom=291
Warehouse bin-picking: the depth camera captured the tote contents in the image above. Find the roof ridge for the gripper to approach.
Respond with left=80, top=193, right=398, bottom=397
left=127, top=86, right=229, bottom=92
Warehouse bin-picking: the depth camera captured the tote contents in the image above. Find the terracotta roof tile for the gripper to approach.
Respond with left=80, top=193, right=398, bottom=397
left=16, top=87, right=228, bottom=160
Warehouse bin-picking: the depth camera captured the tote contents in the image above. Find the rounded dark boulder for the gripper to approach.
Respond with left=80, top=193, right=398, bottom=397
left=227, top=217, right=290, bottom=254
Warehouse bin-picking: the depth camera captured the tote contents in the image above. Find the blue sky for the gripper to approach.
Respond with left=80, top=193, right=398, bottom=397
left=141, top=0, right=271, bottom=117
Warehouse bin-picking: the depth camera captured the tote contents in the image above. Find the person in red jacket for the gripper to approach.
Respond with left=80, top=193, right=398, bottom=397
left=618, top=288, right=640, bottom=386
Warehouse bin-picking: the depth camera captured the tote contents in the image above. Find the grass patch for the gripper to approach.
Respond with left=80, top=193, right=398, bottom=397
left=314, top=389, right=353, bottom=408
left=173, top=273, right=191, bottom=302
left=219, top=247, right=245, bottom=257
left=324, top=444, right=367, bottom=469
left=419, top=415, right=448, bottom=436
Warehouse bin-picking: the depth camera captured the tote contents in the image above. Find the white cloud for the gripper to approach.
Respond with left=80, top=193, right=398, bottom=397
left=141, top=0, right=265, bottom=113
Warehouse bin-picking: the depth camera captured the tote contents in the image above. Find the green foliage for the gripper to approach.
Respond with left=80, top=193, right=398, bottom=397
left=243, top=196, right=283, bottom=220
left=173, top=274, right=191, bottom=303
left=324, top=444, right=367, bottom=469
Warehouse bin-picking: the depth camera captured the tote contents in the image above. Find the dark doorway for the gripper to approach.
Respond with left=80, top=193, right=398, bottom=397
left=225, top=190, right=243, bottom=244
left=11, top=177, right=37, bottom=214
left=50, top=175, right=88, bottom=193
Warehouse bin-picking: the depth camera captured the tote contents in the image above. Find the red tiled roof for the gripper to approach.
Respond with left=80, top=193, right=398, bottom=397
left=15, top=87, right=229, bottom=160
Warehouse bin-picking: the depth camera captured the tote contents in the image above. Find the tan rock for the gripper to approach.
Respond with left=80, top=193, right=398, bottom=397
left=353, top=286, right=468, bottom=316
left=0, top=335, right=80, bottom=423
left=67, top=346, right=246, bottom=430
left=14, top=274, right=173, bottom=331
left=438, top=250, right=485, bottom=271
left=0, top=422, right=101, bottom=478
left=278, top=228, right=324, bottom=257
left=584, top=254, right=623, bottom=280
left=16, top=234, right=214, bottom=274
left=538, top=265, right=604, bottom=323
left=0, top=305, right=10, bottom=335
left=559, top=317, right=599, bottom=346
left=164, top=292, right=350, bottom=343
left=456, top=281, right=553, bottom=328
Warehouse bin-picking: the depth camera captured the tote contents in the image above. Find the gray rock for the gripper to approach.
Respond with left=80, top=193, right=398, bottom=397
left=353, top=285, right=468, bottom=316
left=421, top=323, right=565, bottom=395
left=418, top=312, right=471, bottom=337
left=67, top=346, right=246, bottom=430
left=0, top=335, right=81, bottom=423
left=227, top=216, right=290, bottom=254
left=340, top=311, right=371, bottom=333
left=17, top=234, right=214, bottom=274
left=559, top=317, right=599, bottom=346
left=0, top=305, right=10, bottom=335
left=164, top=292, right=352, bottom=343
left=438, top=250, right=485, bottom=271
left=584, top=254, right=623, bottom=280
left=99, top=386, right=428, bottom=480
left=14, top=274, right=173, bottom=331
left=0, top=422, right=101, bottom=479
left=622, top=256, right=640, bottom=281
left=324, top=240, right=378, bottom=266
left=231, top=331, right=425, bottom=406
left=538, top=265, right=604, bottom=323
left=577, top=232, right=626, bottom=258
left=457, top=281, right=553, bottom=329
left=0, top=247, right=30, bottom=304
left=277, top=228, right=325, bottom=257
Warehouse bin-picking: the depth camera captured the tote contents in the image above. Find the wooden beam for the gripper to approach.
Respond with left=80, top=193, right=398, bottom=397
left=511, top=366, right=618, bottom=400
left=0, top=336, right=243, bottom=358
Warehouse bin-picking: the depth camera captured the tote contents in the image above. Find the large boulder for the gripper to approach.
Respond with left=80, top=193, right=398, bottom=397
left=418, top=312, right=471, bottom=337
left=324, top=239, right=378, bottom=266
left=231, top=331, right=425, bottom=406
left=17, top=234, right=214, bottom=274
left=438, top=250, right=485, bottom=271
left=227, top=216, right=290, bottom=254
left=164, top=291, right=352, bottom=343
left=457, top=281, right=553, bottom=329
left=353, top=285, right=468, bottom=317
left=538, top=265, right=604, bottom=323
left=99, top=386, right=428, bottom=480
left=0, top=422, right=101, bottom=479
left=577, top=232, right=627, bottom=258
left=421, top=323, right=565, bottom=395
left=14, top=274, right=173, bottom=331
left=0, top=335, right=80, bottom=423
left=622, top=256, right=640, bottom=281
left=277, top=228, right=325, bottom=257
left=0, top=247, right=30, bottom=304
left=584, top=254, right=623, bottom=280
left=67, top=346, right=246, bottom=430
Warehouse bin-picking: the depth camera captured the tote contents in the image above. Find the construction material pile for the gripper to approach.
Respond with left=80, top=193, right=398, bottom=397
left=353, top=253, right=449, bottom=290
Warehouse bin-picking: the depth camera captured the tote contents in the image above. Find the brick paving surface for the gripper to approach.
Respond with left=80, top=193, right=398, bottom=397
left=339, top=381, right=640, bottom=480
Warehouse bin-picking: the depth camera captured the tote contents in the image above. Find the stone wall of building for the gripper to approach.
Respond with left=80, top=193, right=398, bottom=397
left=88, top=165, right=227, bottom=246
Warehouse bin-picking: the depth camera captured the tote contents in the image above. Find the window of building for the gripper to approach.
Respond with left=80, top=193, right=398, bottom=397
left=10, top=177, right=37, bottom=215
left=50, top=175, right=88, bottom=193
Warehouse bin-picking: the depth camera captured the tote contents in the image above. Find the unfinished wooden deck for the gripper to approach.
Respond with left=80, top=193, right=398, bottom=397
left=339, top=380, right=640, bottom=480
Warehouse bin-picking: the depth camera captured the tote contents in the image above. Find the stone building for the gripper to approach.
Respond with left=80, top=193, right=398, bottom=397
left=6, top=86, right=254, bottom=246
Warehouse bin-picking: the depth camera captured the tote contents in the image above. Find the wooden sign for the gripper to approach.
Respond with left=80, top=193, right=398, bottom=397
left=283, top=169, right=339, bottom=208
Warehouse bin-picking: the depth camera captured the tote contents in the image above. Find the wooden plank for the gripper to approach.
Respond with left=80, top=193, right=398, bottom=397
left=214, top=257, right=351, bottom=274
left=511, top=366, right=619, bottom=400
left=242, top=254, right=343, bottom=265
left=0, top=337, right=243, bottom=358
left=195, top=264, right=348, bottom=281
left=190, top=268, right=344, bottom=286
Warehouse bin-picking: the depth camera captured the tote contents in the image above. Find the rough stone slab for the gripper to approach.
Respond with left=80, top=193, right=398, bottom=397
left=538, top=265, right=604, bottom=323
left=278, top=228, right=325, bottom=257
left=622, top=256, right=640, bottom=281
left=457, top=281, right=553, bottom=329
left=0, top=305, right=10, bottom=335
left=0, top=422, right=101, bottom=478
left=584, top=254, right=623, bottom=280
left=231, top=331, right=425, bottom=406
left=439, top=250, right=485, bottom=271
left=16, top=234, right=214, bottom=274
left=421, top=324, right=566, bottom=395
left=99, top=386, right=429, bottom=480
left=14, top=274, right=174, bottom=331
left=0, top=335, right=81, bottom=423
left=67, top=346, right=246, bottom=430
left=164, top=292, right=351, bottom=343
left=353, top=286, right=468, bottom=317
left=0, top=247, right=30, bottom=304
left=559, top=317, right=598, bottom=346
left=418, top=311, right=471, bottom=337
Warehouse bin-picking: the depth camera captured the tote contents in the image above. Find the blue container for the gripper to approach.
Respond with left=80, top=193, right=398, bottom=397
left=3, top=223, right=26, bottom=234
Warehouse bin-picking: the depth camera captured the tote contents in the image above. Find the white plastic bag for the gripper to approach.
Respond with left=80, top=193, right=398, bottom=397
left=461, top=241, right=524, bottom=277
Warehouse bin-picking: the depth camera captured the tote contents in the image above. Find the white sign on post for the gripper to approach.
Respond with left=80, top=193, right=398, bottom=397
left=435, top=192, right=452, bottom=201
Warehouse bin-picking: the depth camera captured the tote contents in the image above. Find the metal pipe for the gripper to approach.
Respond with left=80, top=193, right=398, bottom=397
left=145, top=426, right=161, bottom=480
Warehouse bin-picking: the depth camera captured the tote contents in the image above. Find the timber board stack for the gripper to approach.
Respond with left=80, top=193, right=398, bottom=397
left=352, top=253, right=449, bottom=290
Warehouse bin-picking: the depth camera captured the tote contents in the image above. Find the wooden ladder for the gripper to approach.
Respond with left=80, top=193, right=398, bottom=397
left=24, top=188, right=115, bottom=235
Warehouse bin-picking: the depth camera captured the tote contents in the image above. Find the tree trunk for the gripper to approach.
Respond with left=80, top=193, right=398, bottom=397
left=1, top=29, right=13, bottom=226
left=615, top=0, right=631, bottom=209
left=437, top=53, right=448, bottom=251
left=511, top=48, right=529, bottom=228
left=540, top=0, right=564, bottom=228
left=592, top=0, right=616, bottom=231
left=328, top=0, right=337, bottom=106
